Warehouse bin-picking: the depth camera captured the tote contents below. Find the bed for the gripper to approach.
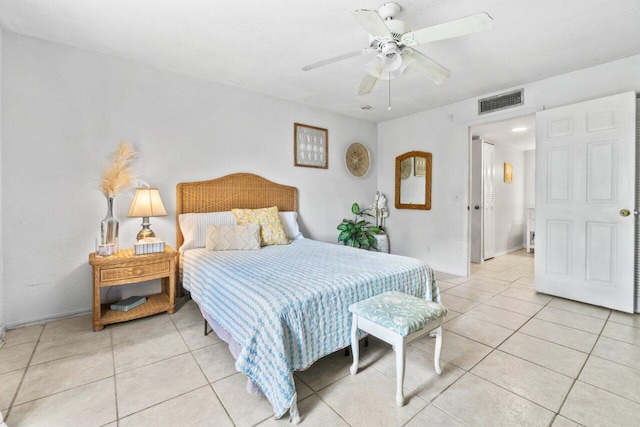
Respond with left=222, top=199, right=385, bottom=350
left=176, top=173, right=440, bottom=422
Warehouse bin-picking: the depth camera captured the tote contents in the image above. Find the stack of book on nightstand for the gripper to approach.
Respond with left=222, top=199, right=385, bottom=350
left=110, top=296, right=147, bottom=312
left=134, top=237, right=165, bottom=255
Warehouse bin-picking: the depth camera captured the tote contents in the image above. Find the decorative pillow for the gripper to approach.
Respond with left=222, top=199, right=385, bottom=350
left=232, top=206, right=291, bottom=246
left=205, top=224, right=261, bottom=251
left=179, top=211, right=237, bottom=252
left=279, top=211, right=303, bottom=240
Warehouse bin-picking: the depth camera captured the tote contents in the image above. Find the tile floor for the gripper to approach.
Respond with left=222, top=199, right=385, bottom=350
left=1, top=249, right=640, bottom=426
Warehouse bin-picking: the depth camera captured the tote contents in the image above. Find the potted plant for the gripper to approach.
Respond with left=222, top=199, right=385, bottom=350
left=337, top=202, right=381, bottom=249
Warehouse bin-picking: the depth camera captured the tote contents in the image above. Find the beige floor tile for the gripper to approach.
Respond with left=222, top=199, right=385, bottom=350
left=499, top=333, right=587, bottom=378
left=437, top=275, right=471, bottom=285
left=535, top=306, right=605, bottom=334
left=434, top=272, right=461, bottom=281
left=473, top=262, right=511, bottom=272
left=178, top=322, right=223, bottom=350
left=484, top=295, right=544, bottom=316
left=519, top=318, right=598, bottom=353
left=443, top=309, right=461, bottom=323
left=433, top=373, right=554, bottom=426
left=40, top=314, right=93, bottom=340
left=118, top=385, right=233, bottom=427
left=512, top=276, right=535, bottom=287
left=371, top=347, right=464, bottom=402
left=31, top=329, right=112, bottom=365
left=471, top=350, right=573, bottom=412
left=257, top=395, right=348, bottom=427
left=169, top=300, right=205, bottom=329
left=445, top=286, right=495, bottom=303
left=474, top=268, right=525, bottom=282
left=212, top=372, right=275, bottom=426
left=439, top=294, right=479, bottom=313
left=579, top=355, right=640, bottom=404
left=500, top=285, right=553, bottom=305
left=592, top=336, right=640, bottom=370
left=548, top=298, right=611, bottom=320
left=192, top=342, right=238, bottom=383
left=110, top=314, right=176, bottom=345
left=2, top=325, right=43, bottom=347
left=464, top=304, right=531, bottom=330
left=444, top=314, right=514, bottom=347
left=113, top=329, right=189, bottom=373
left=601, top=321, right=640, bottom=346
left=0, top=342, right=35, bottom=375
left=405, top=404, right=465, bottom=426
left=609, top=310, right=640, bottom=329
left=436, top=281, right=458, bottom=292
left=411, top=330, right=492, bottom=371
left=0, top=369, right=24, bottom=410
left=551, top=415, right=582, bottom=426
left=295, top=349, right=351, bottom=391
left=116, top=353, right=207, bottom=417
left=318, top=366, right=427, bottom=427
left=463, top=278, right=511, bottom=294
left=355, top=335, right=392, bottom=366
left=8, top=377, right=116, bottom=427
left=15, top=347, right=113, bottom=404
left=560, top=381, right=640, bottom=426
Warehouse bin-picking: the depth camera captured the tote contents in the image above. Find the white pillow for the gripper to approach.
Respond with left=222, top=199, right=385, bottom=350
left=205, top=224, right=261, bottom=251
left=179, top=210, right=303, bottom=252
left=179, top=211, right=237, bottom=252
left=280, top=211, right=303, bottom=240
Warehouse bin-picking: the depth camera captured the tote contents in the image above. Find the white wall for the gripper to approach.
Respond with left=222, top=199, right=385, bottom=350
left=378, top=53, right=640, bottom=276
left=2, top=34, right=378, bottom=327
left=524, top=150, right=536, bottom=208
left=493, top=142, right=525, bottom=254
left=0, top=28, right=5, bottom=338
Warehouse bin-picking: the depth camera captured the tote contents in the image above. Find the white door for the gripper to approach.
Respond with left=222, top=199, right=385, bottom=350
left=470, top=138, right=483, bottom=263
left=483, top=141, right=496, bottom=260
left=535, top=91, right=636, bottom=312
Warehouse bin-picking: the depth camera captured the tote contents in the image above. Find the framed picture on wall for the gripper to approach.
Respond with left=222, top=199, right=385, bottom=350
left=294, top=123, right=328, bottom=169
left=504, top=162, right=513, bottom=183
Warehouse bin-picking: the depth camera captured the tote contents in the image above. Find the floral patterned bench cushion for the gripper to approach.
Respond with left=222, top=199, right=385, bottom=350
left=349, top=291, right=448, bottom=337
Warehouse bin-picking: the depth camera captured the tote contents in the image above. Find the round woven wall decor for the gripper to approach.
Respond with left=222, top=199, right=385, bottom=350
left=345, top=142, right=371, bottom=178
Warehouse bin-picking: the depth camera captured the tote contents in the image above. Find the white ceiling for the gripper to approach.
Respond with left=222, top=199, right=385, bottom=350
left=1, top=0, right=639, bottom=123
left=472, top=115, right=536, bottom=151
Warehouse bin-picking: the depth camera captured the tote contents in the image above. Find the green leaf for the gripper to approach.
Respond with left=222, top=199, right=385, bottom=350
left=338, top=230, right=350, bottom=242
left=351, top=203, right=360, bottom=215
left=369, top=226, right=381, bottom=233
left=367, top=234, right=376, bottom=247
left=337, top=223, right=349, bottom=231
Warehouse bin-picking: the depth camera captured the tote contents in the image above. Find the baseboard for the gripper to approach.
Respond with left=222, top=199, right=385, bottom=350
left=494, top=244, right=525, bottom=258
left=6, top=308, right=92, bottom=330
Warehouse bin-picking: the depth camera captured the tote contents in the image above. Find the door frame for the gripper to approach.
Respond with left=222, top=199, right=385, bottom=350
left=465, top=106, right=543, bottom=276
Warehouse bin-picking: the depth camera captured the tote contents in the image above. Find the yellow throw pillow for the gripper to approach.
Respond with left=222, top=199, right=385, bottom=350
left=232, top=206, right=291, bottom=246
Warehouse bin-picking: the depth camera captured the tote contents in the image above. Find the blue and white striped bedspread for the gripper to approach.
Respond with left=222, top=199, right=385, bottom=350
left=182, top=238, right=440, bottom=419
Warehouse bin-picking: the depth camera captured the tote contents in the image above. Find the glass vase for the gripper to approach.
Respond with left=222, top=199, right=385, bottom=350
left=98, top=196, right=119, bottom=256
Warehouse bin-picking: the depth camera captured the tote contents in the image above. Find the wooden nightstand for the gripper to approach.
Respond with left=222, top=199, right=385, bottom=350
left=89, top=246, right=176, bottom=331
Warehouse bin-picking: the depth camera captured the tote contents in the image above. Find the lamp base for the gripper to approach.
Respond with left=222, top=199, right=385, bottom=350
left=136, top=217, right=156, bottom=241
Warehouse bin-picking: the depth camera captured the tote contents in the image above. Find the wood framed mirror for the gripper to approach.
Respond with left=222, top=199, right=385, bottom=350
left=395, top=151, right=432, bottom=210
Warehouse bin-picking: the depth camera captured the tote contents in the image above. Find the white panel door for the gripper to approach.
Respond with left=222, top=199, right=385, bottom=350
left=535, top=91, right=636, bottom=312
left=470, top=138, right=483, bottom=263
left=483, top=141, right=496, bottom=260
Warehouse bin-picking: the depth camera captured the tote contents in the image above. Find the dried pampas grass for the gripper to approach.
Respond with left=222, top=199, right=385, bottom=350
left=100, top=141, right=136, bottom=197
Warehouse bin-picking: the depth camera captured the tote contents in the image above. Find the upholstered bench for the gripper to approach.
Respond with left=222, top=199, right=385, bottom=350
left=348, top=291, right=448, bottom=406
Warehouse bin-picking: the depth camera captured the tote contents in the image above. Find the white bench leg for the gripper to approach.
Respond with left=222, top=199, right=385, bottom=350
left=433, top=325, right=443, bottom=375
left=350, top=315, right=360, bottom=375
left=395, top=338, right=406, bottom=406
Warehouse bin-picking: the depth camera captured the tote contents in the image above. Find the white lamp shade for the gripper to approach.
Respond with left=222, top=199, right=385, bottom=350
left=127, top=188, right=168, bottom=218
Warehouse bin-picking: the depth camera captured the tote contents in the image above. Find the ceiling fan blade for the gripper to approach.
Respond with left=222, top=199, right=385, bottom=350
left=401, top=12, right=493, bottom=45
left=352, top=9, right=393, bottom=39
left=358, top=70, right=379, bottom=95
left=302, top=50, right=367, bottom=71
left=406, top=50, right=451, bottom=85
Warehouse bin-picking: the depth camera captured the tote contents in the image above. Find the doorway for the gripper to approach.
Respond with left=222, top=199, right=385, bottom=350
left=469, top=115, right=536, bottom=267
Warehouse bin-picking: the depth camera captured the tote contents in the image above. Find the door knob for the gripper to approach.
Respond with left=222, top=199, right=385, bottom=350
left=474, top=206, right=480, bottom=210
left=620, top=209, right=631, bottom=217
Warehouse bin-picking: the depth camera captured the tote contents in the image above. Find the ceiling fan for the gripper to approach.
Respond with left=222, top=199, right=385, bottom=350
left=302, top=2, right=493, bottom=96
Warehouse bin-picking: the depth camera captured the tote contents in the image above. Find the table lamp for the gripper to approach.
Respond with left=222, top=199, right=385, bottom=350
left=127, top=187, right=168, bottom=241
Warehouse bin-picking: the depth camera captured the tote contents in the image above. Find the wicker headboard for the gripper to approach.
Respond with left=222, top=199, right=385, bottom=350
left=175, top=173, right=298, bottom=250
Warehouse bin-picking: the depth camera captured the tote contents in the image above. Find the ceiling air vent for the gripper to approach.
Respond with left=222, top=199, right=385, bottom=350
left=478, top=89, right=524, bottom=115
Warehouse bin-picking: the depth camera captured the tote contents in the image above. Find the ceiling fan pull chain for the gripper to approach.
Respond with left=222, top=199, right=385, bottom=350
left=388, top=72, right=392, bottom=111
